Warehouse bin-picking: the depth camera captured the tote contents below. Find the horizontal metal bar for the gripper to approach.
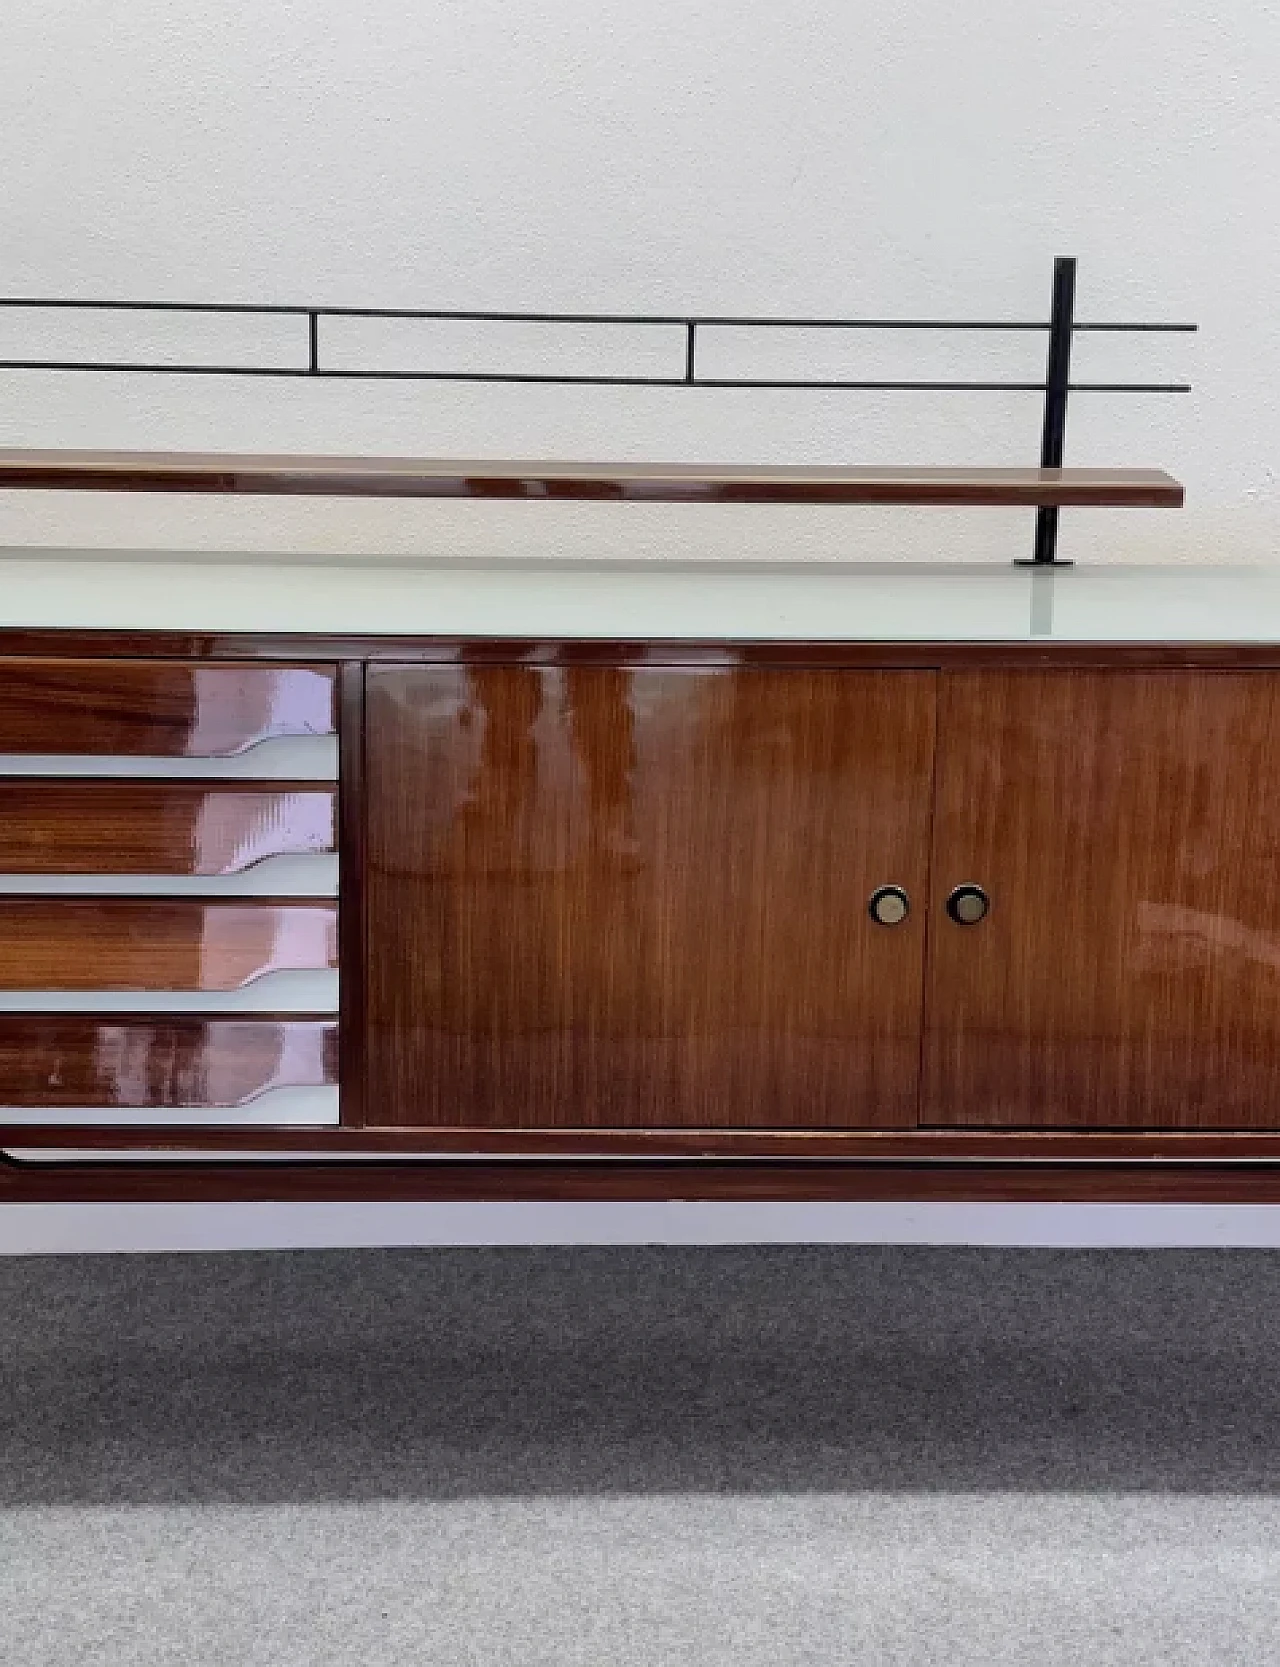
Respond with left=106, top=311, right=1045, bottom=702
left=689, top=319, right=1197, bottom=333
left=687, top=379, right=1192, bottom=394
left=0, top=298, right=312, bottom=315
left=0, top=359, right=1192, bottom=393
left=0, top=360, right=316, bottom=377
left=0, top=297, right=1197, bottom=331
left=1072, top=322, right=1198, bottom=333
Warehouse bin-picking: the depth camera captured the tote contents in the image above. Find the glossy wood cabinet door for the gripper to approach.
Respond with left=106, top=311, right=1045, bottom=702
left=366, top=664, right=937, bottom=1128
left=925, top=671, right=1280, bottom=1129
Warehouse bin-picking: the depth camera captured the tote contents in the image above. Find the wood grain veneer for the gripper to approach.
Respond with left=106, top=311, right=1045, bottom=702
left=925, top=669, right=1280, bottom=1129
left=0, top=1015, right=337, bottom=1107
left=0, top=782, right=335, bottom=873
left=0, top=660, right=335, bottom=753
left=0, top=449, right=1184, bottom=507
left=4, top=1156, right=1280, bottom=1204
left=366, top=663, right=936, bottom=1128
left=0, top=899, right=337, bottom=990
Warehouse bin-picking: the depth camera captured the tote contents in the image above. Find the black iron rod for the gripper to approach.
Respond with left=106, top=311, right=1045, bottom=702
left=0, top=360, right=1190, bottom=393
left=0, top=296, right=1197, bottom=332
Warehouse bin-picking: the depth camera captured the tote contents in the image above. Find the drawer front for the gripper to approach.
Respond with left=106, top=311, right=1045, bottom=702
left=0, top=1015, right=338, bottom=1108
left=0, top=781, right=335, bottom=874
left=0, top=655, right=344, bottom=1129
left=0, top=661, right=335, bottom=755
left=0, top=899, right=338, bottom=991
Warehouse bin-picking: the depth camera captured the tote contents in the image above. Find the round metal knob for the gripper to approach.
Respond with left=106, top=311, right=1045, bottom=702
left=945, top=883, right=990, bottom=925
left=868, top=885, right=910, bottom=926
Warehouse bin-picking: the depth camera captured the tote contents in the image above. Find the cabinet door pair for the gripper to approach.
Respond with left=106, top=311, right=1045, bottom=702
left=365, top=665, right=1280, bottom=1133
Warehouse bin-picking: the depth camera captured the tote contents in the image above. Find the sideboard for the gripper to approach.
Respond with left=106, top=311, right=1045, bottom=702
left=6, top=449, right=1280, bottom=1204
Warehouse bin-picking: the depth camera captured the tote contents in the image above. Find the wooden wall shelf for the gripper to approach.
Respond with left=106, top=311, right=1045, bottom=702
left=0, top=449, right=1184, bottom=508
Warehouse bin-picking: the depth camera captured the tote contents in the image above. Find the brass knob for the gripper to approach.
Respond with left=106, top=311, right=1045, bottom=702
left=868, top=885, right=910, bottom=926
left=945, top=883, right=990, bottom=925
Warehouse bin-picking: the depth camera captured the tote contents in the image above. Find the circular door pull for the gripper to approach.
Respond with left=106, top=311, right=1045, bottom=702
left=946, top=883, right=990, bottom=925
left=868, top=885, right=910, bottom=926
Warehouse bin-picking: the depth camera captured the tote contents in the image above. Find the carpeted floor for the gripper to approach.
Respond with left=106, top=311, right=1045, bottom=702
left=2, top=1246, right=1279, bottom=1664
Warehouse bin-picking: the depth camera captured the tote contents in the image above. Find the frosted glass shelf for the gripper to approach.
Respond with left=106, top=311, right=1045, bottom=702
left=2, top=552, right=1280, bottom=643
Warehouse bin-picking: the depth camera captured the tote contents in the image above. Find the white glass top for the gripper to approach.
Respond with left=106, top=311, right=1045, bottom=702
left=2, top=552, right=1280, bottom=642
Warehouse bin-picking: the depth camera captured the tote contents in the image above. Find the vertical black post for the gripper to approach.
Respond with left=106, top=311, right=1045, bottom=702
left=1020, top=255, right=1076, bottom=566
left=684, top=321, right=697, bottom=384
left=308, top=310, right=320, bottom=374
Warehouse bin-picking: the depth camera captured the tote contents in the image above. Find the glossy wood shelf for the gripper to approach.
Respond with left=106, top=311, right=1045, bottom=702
left=0, top=449, right=1184, bottom=507
left=0, top=781, right=335, bottom=874
left=0, top=1015, right=337, bottom=1108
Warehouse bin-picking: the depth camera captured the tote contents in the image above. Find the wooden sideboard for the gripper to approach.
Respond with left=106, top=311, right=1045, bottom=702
left=4, top=628, right=1280, bottom=1203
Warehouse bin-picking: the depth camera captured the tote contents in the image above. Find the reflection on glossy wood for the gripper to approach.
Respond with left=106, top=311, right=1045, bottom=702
left=0, top=782, right=335, bottom=873
left=0, top=899, right=337, bottom=989
left=0, top=660, right=335, bottom=754
left=0, top=1015, right=337, bottom=1107
left=367, top=663, right=936, bottom=1128
left=926, top=670, right=1280, bottom=1129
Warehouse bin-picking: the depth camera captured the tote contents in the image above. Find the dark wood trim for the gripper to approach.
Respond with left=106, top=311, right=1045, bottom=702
left=337, top=661, right=367, bottom=1128
left=4, top=1153, right=1280, bottom=1203
left=11, top=1126, right=1280, bottom=1159
left=4, top=632, right=1280, bottom=671
left=0, top=451, right=1185, bottom=508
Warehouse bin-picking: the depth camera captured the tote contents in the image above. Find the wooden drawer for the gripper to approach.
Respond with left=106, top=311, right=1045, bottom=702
left=0, top=781, right=335, bottom=873
left=0, top=661, right=335, bottom=755
left=0, top=899, right=338, bottom=989
left=0, top=1015, right=337, bottom=1108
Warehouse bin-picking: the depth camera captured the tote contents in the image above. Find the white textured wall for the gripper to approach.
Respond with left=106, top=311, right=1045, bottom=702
left=0, top=0, right=1274, bottom=565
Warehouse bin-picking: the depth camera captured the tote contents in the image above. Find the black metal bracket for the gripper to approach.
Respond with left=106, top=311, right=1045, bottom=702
left=0, top=256, right=1193, bottom=565
left=1016, top=255, right=1079, bottom=567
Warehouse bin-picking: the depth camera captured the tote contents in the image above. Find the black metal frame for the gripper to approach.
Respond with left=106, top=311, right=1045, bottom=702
left=1023, top=255, right=1078, bottom=567
left=0, top=255, right=1193, bottom=565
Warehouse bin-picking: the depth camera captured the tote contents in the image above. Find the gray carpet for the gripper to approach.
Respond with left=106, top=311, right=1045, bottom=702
left=3, top=1246, right=1279, bottom=1664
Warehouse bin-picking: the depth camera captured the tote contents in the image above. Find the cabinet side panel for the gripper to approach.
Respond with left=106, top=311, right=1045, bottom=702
left=338, top=662, right=366, bottom=1127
